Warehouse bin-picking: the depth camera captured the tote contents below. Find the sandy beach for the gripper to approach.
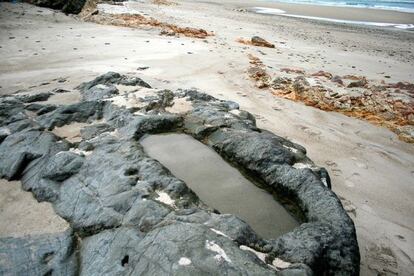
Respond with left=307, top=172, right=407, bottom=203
left=219, top=0, right=414, bottom=24
left=1, top=0, right=413, bottom=274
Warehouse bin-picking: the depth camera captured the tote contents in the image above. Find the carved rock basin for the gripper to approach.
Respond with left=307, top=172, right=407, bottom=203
left=0, top=72, right=360, bottom=275
left=141, top=133, right=299, bottom=239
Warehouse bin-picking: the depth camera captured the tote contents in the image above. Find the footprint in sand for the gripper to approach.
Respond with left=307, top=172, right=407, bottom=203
left=365, top=244, right=398, bottom=275
left=344, top=180, right=355, bottom=188
left=356, top=142, right=366, bottom=149
left=325, top=160, right=342, bottom=176
left=254, top=114, right=266, bottom=122
left=351, top=157, right=368, bottom=169
left=297, top=125, right=322, bottom=139
left=338, top=196, right=357, bottom=216
left=395, top=234, right=405, bottom=241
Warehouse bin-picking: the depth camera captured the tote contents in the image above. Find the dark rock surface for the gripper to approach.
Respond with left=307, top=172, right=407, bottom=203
left=251, top=36, right=275, bottom=48
left=26, top=0, right=87, bottom=14
left=0, top=72, right=359, bottom=275
left=16, top=91, right=53, bottom=103
left=0, top=230, right=77, bottom=275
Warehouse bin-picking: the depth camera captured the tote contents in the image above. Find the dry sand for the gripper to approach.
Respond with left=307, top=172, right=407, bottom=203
left=52, top=122, right=88, bottom=143
left=0, top=1, right=413, bottom=274
left=0, top=180, right=69, bottom=238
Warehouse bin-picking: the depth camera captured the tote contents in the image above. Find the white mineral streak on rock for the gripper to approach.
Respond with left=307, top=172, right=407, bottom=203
left=178, top=257, right=192, bottom=266
left=0, top=127, right=11, bottom=135
left=210, top=228, right=231, bottom=239
left=205, top=240, right=232, bottom=263
left=292, top=162, right=315, bottom=169
left=239, top=246, right=288, bottom=271
left=283, top=145, right=298, bottom=153
left=69, top=148, right=92, bottom=156
left=155, top=191, right=176, bottom=208
left=321, top=177, right=329, bottom=187
left=272, top=258, right=291, bottom=269
left=229, top=109, right=241, bottom=116
left=108, top=129, right=119, bottom=137
left=239, top=245, right=267, bottom=263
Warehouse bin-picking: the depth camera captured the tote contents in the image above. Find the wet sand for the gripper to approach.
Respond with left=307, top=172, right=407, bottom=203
left=231, top=0, right=414, bottom=24
left=141, top=133, right=299, bottom=238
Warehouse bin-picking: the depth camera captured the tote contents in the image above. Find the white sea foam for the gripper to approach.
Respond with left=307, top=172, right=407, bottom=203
left=252, top=7, right=414, bottom=30
left=253, top=7, right=286, bottom=14
left=259, top=1, right=414, bottom=13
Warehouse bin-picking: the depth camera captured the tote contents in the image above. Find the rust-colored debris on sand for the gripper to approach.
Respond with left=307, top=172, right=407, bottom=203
left=237, top=36, right=275, bottom=48
left=81, top=1, right=212, bottom=39
left=247, top=54, right=271, bottom=88
left=151, top=0, right=178, bottom=6
left=247, top=56, right=414, bottom=143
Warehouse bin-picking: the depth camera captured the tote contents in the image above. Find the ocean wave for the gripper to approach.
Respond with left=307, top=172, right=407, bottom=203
left=252, top=7, right=414, bottom=30
left=264, top=0, right=414, bottom=13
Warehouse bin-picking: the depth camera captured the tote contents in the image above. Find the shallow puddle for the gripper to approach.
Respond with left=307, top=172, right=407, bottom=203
left=141, top=133, right=299, bottom=239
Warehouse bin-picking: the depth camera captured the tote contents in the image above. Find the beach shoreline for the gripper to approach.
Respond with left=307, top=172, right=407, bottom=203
left=226, top=0, right=414, bottom=25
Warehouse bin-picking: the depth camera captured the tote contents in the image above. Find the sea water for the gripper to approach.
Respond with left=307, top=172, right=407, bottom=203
left=141, top=133, right=300, bottom=239
left=266, top=0, right=414, bottom=13
left=255, top=0, right=414, bottom=29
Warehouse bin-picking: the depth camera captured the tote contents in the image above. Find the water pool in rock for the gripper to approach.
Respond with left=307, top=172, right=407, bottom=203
left=141, top=133, right=299, bottom=239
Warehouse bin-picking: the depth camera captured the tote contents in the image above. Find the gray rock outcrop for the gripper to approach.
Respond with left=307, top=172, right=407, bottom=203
left=0, top=72, right=359, bottom=275
left=26, top=0, right=87, bottom=14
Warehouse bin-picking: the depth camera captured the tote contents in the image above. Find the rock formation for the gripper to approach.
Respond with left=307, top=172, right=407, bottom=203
left=26, top=0, right=87, bottom=14
left=0, top=72, right=359, bottom=275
